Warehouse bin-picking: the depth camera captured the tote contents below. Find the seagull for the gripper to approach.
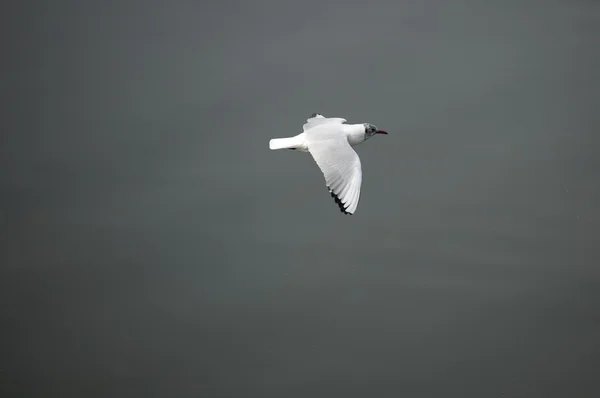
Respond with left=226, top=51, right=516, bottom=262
left=269, top=113, right=388, bottom=215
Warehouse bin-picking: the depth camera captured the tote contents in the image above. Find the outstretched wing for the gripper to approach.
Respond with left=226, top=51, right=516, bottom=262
left=306, top=135, right=362, bottom=215
left=303, top=113, right=347, bottom=132
left=306, top=112, right=326, bottom=122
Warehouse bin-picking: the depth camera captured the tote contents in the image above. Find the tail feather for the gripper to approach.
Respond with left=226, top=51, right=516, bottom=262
left=269, top=136, right=304, bottom=150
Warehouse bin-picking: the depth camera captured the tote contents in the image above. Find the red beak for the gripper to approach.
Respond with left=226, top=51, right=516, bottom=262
left=377, top=130, right=388, bottom=135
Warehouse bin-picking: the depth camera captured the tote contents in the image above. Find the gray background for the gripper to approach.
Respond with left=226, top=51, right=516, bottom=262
left=2, top=0, right=599, bottom=397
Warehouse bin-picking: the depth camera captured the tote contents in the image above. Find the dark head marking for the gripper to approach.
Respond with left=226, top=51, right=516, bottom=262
left=363, top=123, right=387, bottom=138
left=363, top=123, right=379, bottom=139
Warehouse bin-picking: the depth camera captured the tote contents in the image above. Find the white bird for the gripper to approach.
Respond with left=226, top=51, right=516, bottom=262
left=269, top=113, right=388, bottom=215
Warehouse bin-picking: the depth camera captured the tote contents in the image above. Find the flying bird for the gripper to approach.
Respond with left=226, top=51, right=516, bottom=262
left=269, top=113, right=388, bottom=215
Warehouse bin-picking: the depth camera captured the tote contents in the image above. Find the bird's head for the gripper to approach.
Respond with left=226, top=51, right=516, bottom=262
left=363, top=123, right=388, bottom=139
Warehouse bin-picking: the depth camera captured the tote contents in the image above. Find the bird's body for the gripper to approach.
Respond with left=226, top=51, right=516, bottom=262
left=269, top=113, right=387, bottom=215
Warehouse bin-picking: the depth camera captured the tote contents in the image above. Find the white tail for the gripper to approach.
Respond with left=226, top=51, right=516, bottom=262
left=269, top=135, right=304, bottom=150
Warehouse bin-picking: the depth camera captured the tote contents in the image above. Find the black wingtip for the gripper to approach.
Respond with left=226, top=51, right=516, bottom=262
left=309, top=112, right=319, bottom=118
left=328, top=187, right=352, bottom=215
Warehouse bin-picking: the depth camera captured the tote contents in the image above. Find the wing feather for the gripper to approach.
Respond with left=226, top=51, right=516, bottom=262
left=303, top=113, right=347, bottom=132
left=306, top=136, right=362, bottom=215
